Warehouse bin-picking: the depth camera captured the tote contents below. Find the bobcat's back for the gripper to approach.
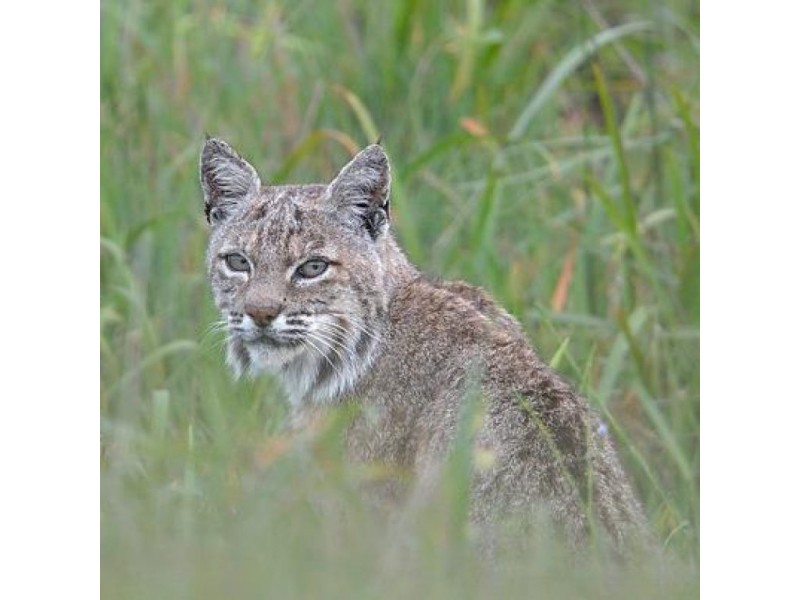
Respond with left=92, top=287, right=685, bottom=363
left=349, top=276, right=648, bottom=552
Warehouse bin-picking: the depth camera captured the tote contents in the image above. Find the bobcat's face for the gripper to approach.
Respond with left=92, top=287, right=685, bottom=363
left=201, top=139, right=391, bottom=404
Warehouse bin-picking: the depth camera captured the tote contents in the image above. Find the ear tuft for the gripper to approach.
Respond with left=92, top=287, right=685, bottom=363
left=199, top=137, right=261, bottom=224
left=328, top=144, right=391, bottom=239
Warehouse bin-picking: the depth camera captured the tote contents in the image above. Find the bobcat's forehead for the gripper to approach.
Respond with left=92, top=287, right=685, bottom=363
left=211, top=184, right=345, bottom=263
left=248, top=184, right=328, bottom=219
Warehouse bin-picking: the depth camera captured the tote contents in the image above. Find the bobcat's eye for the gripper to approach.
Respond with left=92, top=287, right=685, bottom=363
left=296, top=258, right=329, bottom=279
left=224, top=253, right=250, bottom=272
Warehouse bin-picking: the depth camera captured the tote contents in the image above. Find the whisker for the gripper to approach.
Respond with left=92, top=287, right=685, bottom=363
left=314, top=324, right=352, bottom=350
left=210, top=335, right=230, bottom=353
left=325, top=318, right=382, bottom=344
left=304, top=334, right=342, bottom=377
left=201, top=319, right=228, bottom=337
left=200, top=320, right=231, bottom=349
left=314, top=327, right=358, bottom=365
left=309, top=330, right=349, bottom=366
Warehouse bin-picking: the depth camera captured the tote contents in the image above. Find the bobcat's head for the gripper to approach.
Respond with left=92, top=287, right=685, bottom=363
left=200, top=138, right=402, bottom=405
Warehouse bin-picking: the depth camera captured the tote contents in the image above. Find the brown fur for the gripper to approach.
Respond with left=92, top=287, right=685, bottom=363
left=200, top=138, right=651, bottom=557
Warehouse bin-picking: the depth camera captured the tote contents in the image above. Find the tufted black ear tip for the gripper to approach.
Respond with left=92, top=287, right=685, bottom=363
left=359, top=143, right=389, bottom=168
left=199, top=137, right=262, bottom=225
left=327, top=143, right=391, bottom=240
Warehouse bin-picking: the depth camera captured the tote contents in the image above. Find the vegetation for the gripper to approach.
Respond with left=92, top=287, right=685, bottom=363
left=100, top=0, right=699, bottom=597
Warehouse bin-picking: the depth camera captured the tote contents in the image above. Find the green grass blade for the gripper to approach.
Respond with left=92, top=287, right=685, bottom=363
left=508, top=21, right=653, bottom=142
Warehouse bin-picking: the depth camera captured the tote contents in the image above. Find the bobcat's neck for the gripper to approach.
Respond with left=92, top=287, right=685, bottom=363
left=377, top=233, right=419, bottom=298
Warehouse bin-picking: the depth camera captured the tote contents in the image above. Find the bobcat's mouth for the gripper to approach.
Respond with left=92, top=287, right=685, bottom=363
left=232, top=325, right=304, bottom=348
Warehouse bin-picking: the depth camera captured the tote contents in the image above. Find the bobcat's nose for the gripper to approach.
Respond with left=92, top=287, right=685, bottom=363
left=244, top=300, right=282, bottom=327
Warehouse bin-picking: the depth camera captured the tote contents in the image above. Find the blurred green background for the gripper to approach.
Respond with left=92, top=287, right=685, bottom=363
left=101, top=0, right=699, bottom=597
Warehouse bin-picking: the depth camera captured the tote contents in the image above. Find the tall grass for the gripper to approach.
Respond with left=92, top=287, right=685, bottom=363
left=101, top=0, right=699, bottom=597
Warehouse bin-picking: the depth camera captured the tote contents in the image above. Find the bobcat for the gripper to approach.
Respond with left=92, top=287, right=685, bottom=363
left=200, top=137, right=649, bottom=556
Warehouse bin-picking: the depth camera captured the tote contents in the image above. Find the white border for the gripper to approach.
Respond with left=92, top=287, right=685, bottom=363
left=703, top=1, right=800, bottom=596
left=0, top=2, right=98, bottom=598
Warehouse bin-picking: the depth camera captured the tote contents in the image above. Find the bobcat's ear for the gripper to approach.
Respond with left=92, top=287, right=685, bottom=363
left=327, top=144, right=390, bottom=239
left=199, top=137, right=261, bottom=225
